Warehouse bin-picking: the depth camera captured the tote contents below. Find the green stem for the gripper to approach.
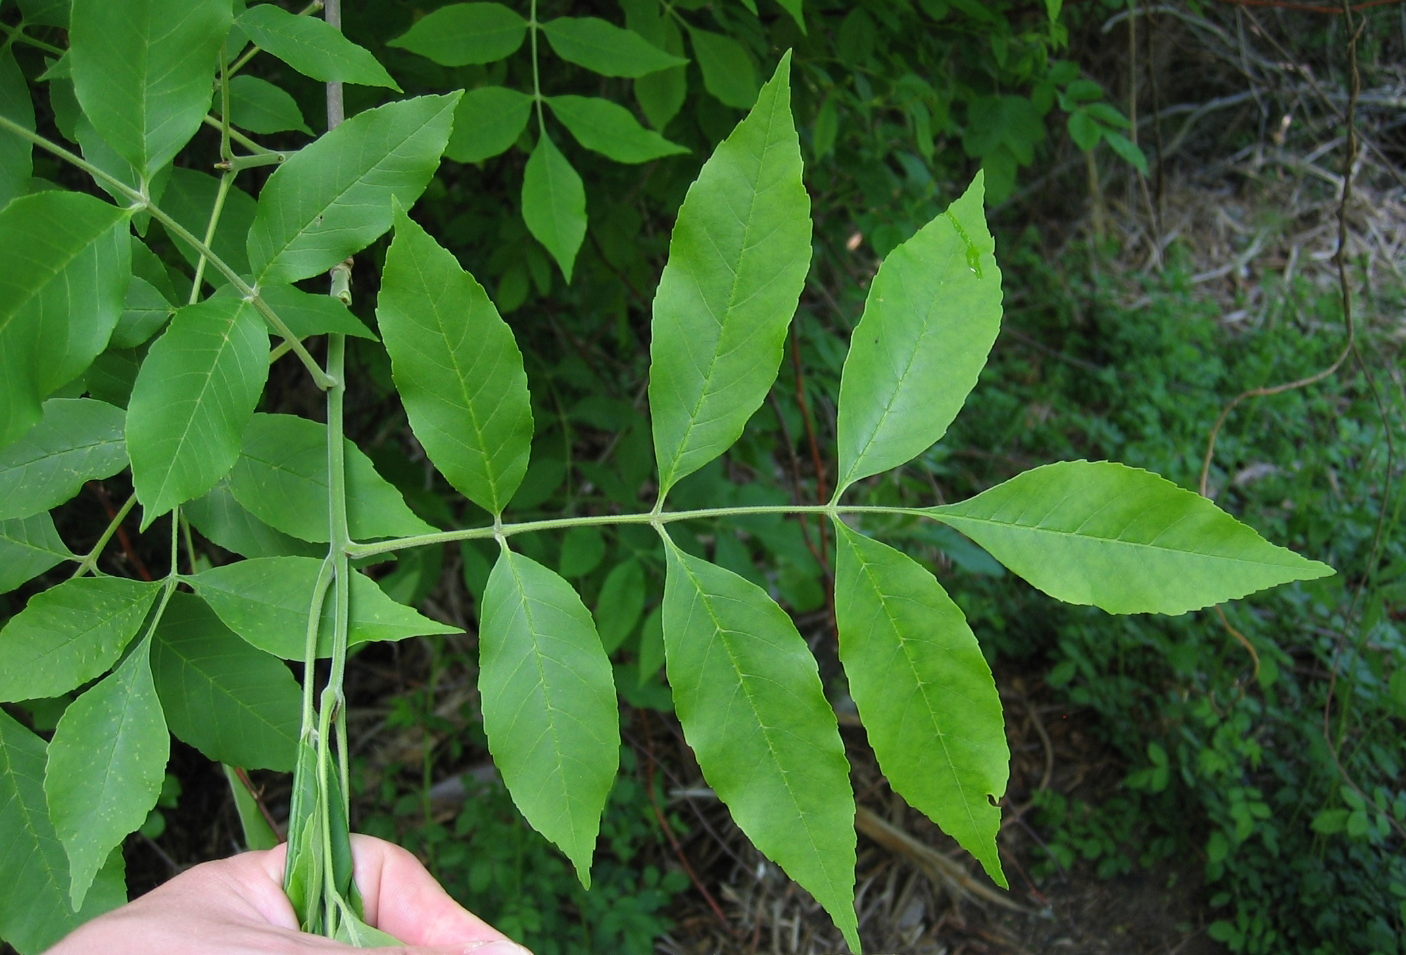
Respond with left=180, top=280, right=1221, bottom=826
left=347, top=504, right=935, bottom=559
left=0, top=20, right=63, bottom=55
left=215, top=150, right=291, bottom=172
left=324, top=334, right=353, bottom=814
left=71, top=493, right=138, bottom=578
left=299, top=557, right=336, bottom=738
left=200, top=114, right=276, bottom=155
left=189, top=172, right=233, bottom=304
left=530, top=0, right=545, bottom=134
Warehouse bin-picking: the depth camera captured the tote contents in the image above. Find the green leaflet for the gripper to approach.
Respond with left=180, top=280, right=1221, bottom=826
left=928, top=460, right=1336, bottom=614
left=0, top=399, right=128, bottom=520
left=228, top=413, right=436, bottom=543
left=0, top=192, right=130, bottom=449
left=546, top=96, right=687, bottom=164
left=688, top=28, right=758, bottom=109
left=0, top=514, right=73, bottom=594
left=595, top=557, right=645, bottom=653
left=221, top=75, right=311, bottom=135
left=69, top=0, right=232, bottom=179
left=223, top=764, right=279, bottom=851
left=151, top=593, right=300, bottom=771
left=834, top=173, right=1003, bottom=494
left=283, top=738, right=322, bottom=931
left=378, top=206, right=533, bottom=515
left=126, top=295, right=269, bottom=527
left=259, top=284, right=376, bottom=341
left=45, top=634, right=168, bottom=910
left=388, top=3, right=527, bottom=66
left=0, top=711, right=125, bottom=955
left=479, top=548, right=619, bottom=886
left=832, top=522, right=1007, bottom=884
left=0, top=46, right=35, bottom=211
left=660, top=537, right=858, bottom=950
left=247, top=93, right=460, bottom=286
left=333, top=912, right=401, bottom=947
left=112, top=277, right=174, bottom=348
left=190, top=555, right=458, bottom=659
left=444, top=86, right=532, bottom=164
left=621, top=1, right=686, bottom=131
left=161, top=168, right=258, bottom=286
left=539, top=17, right=687, bottom=78
left=776, top=0, right=806, bottom=32
left=0, top=576, right=162, bottom=703
left=235, top=4, right=399, bottom=90
left=184, top=479, right=323, bottom=559
left=648, top=55, right=810, bottom=496
left=521, top=132, right=586, bottom=283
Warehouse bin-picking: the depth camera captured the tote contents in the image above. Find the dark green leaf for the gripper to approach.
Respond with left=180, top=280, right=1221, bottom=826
left=45, top=635, right=168, bottom=909
left=388, top=3, right=527, bottom=66
left=69, top=0, right=233, bottom=178
left=378, top=206, right=533, bottom=514
left=236, top=4, right=399, bottom=90
left=661, top=537, right=858, bottom=950
left=835, top=174, right=1001, bottom=493
left=444, top=86, right=533, bottom=163
left=623, top=4, right=686, bottom=131
left=0, top=576, right=161, bottom=702
left=228, top=413, right=436, bottom=542
left=595, top=557, right=645, bottom=653
left=0, top=514, right=73, bottom=594
left=184, top=479, right=323, bottom=559
left=247, top=93, right=460, bottom=285
left=648, top=55, right=809, bottom=496
left=151, top=592, right=300, bottom=771
left=190, top=555, right=458, bottom=659
left=160, top=168, right=258, bottom=287
left=222, top=74, right=311, bottom=135
left=557, top=526, right=605, bottom=578
left=126, top=295, right=269, bottom=526
left=260, top=284, right=376, bottom=340
left=832, top=523, right=1007, bottom=884
left=112, top=277, right=175, bottom=348
left=0, top=47, right=35, bottom=211
left=0, top=192, right=130, bottom=448
left=687, top=28, right=757, bottom=109
left=480, top=548, right=619, bottom=886
left=521, top=133, right=586, bottom=282
left=0, top=399, right=128, bottom=520
left=0, top=711, right=125, bottom=955
left=547, top=96, right=687, bottom=163
left=928, top=461, right=1336, bottom=614
left=540, top=17, right=687, bottom=78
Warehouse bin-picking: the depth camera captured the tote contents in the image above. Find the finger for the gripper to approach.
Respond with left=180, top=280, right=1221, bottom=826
left=349, top=834, right=519, bottom=948
left=370, top=944, right=535, bottom=955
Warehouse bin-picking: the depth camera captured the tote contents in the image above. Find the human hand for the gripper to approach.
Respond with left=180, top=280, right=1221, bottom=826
left=45, top=835, right=532, bottom=955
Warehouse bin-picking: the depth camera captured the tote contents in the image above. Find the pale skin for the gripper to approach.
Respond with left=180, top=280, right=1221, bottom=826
left=46, top=835, right=532, bottom=955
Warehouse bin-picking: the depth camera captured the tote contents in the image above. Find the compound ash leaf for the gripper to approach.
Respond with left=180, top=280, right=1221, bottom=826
left=648, top=53, right=809, bottom=497
left=546, top=95, right=687, bottom=164
left=835, top=172, right=1002, bottom=495
left=444, top=86, right=533, bottom=164
left=520, top=132, right=586, bottom=283
left=539, top=17, right=687, bottom=78
left=928, top=460, right=1336, bottom=614
left=479, top=548, right=618, bottom=887
left=388, top=3, right=527, bottom=67
left=660, top=537, right=858, bottom=951
left=379, top=206, right=533, bottom=515
left=236, top=4, right=400, bottom=90
left=832, top=522, right=1007, bottom=885
left=0, top=515, right=74, bottom=595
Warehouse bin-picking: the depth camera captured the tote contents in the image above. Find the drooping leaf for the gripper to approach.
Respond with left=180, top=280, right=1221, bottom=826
left=0, top=47, right=36, bottom=211
left=0, top=192, right=130, bottom=448
left=185, top=479, right=323, bottom=559
left=444, top=86, right=532, bottom=163
left=247, top=93, right=460, bottom=286
left=228, top=414, right=436, bottom=542
left=648, top=54, right=809, bottom=496
left=928, top=460, right=1336, bottom=614
left=126, top=295, right=269, bottom=527
left=387, top=3, right=527, bottom=66
left=190, top=555, right=458, bottom=659
left=660, top=537, right=858, bottom=950
left=0, top=399, right=127, bottom=521
left=222, top=74, right=311, bottom=135
left=547, top=96, right=687, bottom=163
left=687, top=28, right=758, bottom=109
left=832, top=522, right=1007, bottom=883
left=260, top=284, right=376, bottom=340
left=0, top=711, right=125, bottom=955
left=479, top=548, right=619, bottom=886
left=151, top=592, right=299, bottom=771
left=235, top=4, right=399, bottom=90
left=69, top=0, right=233, bottom=178
left=45, top=635, right=168, bottom=909
left=378, top=206, right=533, bottom=514
left=521, top=132, right=586, bottom=283
left=0, top=576, right=162, bottom=703
left=0, top=514, right=73, bottom=594
left=223, top=764, right=279, bottom=851
left=540, top=17, right=687, bottom=78
left=160, top=168, right=258, bottom=287
left=834, top=173, right=1002, bottom=494
left=112, top=277, right=175, bottom=348
left=595, top=557, right=645, bottom=653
